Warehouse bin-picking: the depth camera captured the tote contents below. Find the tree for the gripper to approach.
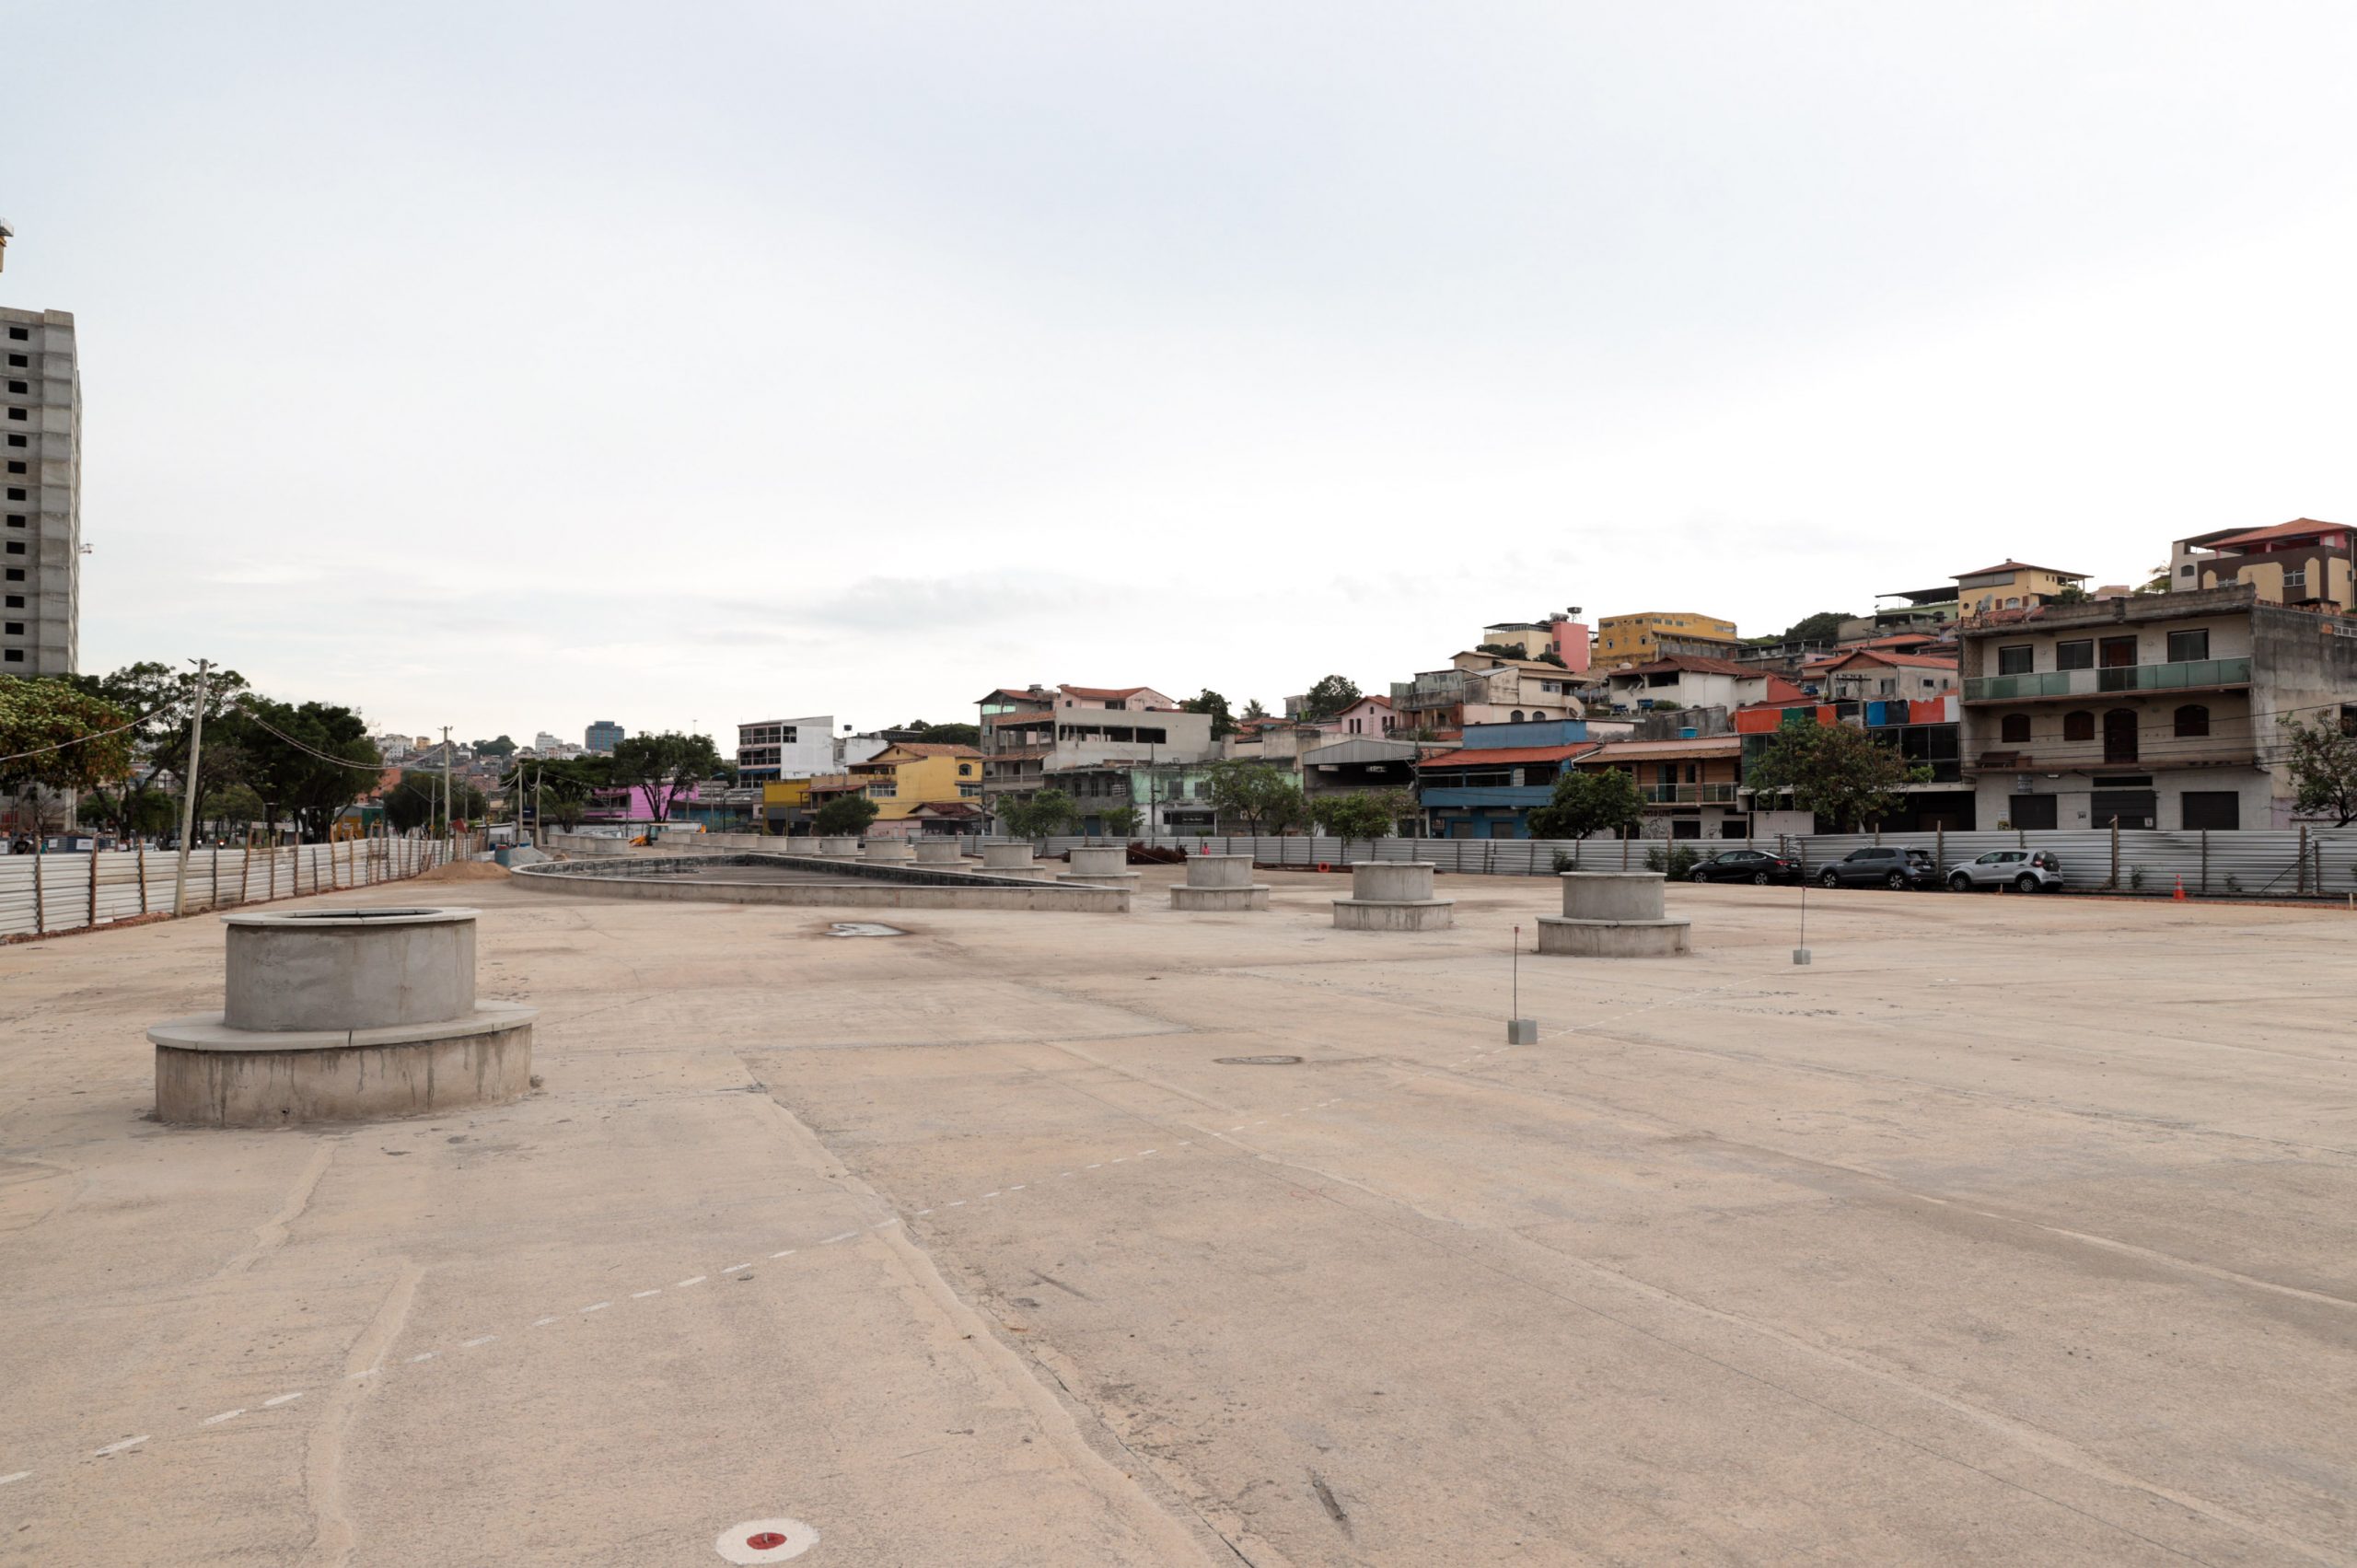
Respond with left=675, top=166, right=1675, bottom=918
left=1298, top=675, right=1363, bottom=722
left=813, top=794, right=881, bottom=836
left=1308, top=788, right=1411, bottom=854
left=1527, top=767, right=1646, bottom=842
left=1241, top=698, right=1269, bottom=721
left=2280, top=714, right=2357, bottom=826
left=63, top=661, right=246, bottom=842
left=998, top=788, right=1078, bottom=839
left=610, top=731, right=724, bottom=822
left=530, top=757, right=608, bottom=831
left=217, top=698, right=382, bottom=842
left=470, top=735, right=517, bottom=759
left=1100, top=801, right=1140, bottom=839
left=2135, top=564, right=2172, bottom=595
left=1777, top=611, right=1853, bottom=645
left=1179, top=690, right=1237, bottom=739
left=2044, top=584, right=2089, bottom=606
left=1206, top=761, right=1299, bottom=834
left=896, top=720, right=981, bottom=747
left=0, top=679, right=136, bottom=831
left=1744, top=722, right=1931, bottom=830
left=382, top=770, right=488, bottom=833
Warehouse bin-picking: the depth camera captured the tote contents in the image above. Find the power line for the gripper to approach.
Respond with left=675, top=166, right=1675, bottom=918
left=0, top=696, right=184, bottom=767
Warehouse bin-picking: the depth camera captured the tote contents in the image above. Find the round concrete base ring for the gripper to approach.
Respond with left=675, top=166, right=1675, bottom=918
left=715, top=1517, right=819, bottom=1562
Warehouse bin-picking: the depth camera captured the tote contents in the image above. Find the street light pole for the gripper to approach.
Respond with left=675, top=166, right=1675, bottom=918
left=169, top=659, right=213, bottom=918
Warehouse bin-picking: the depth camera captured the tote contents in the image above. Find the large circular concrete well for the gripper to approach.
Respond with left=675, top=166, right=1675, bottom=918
left=149, top=907, right=537, bottom=1127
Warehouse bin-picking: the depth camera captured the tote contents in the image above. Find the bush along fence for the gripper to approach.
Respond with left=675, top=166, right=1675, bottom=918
left=1024, top=829, right=2357, bottom=900
left=0, top=830, right=486, bottom=940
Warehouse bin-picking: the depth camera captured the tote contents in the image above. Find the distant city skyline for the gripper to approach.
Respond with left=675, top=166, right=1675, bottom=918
left=7, top=3, right=2354, bottom=738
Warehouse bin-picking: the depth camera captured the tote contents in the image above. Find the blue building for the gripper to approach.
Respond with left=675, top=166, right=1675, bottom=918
left=584, top=719, right=624, bottom=755
left=1417, top=719, right=1596, bottom=839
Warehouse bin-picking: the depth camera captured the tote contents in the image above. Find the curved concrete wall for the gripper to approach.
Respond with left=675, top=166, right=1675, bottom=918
left=224, top=909, right=478, bottom=1032
left=1352, top=862, right=1436, bottom=902
left=1186, top=854, right=1256, bottom=889
left=981, top=842, right=1036, bottom=869
left=155, top=1010, right=535, bottom=1126
left=862, top=838, right=915, bottom=862
left=912, top=838, right=965, bottom=865
left=817, top=837, right=862, bottom=857
left=1562, top=872, right=1667, bottom=922
left=1068, top=846, right=1130, bottom=877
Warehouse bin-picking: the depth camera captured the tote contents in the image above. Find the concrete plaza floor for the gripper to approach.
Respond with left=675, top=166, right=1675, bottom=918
left=2, top=865, right=2353, bottom=1565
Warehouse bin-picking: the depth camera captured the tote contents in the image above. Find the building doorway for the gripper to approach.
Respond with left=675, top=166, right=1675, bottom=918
left=2102, top=708, right=2138, bottom=764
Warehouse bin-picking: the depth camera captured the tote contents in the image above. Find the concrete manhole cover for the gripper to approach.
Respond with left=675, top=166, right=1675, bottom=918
left=1215, top=1054, right=1305, bottom=1066
left=827, top=923, right=906, bottom=938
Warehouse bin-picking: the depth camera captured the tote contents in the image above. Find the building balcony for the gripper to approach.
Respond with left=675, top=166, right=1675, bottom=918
left=1638, top=783, right=1739, bottom=805
left=1420, top=785, right=1550, bottom=810
left=1962, top=656, right=2250, bottom=703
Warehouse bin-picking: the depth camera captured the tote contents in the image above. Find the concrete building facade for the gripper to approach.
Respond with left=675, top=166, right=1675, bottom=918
left=1, top=307, right=79, bottom=674
left=734, top=715, right=834, bottom=783
left=1594, top=612, right=1738, bottom=668
left=584, top=720, right=623, bottom=754
left=1957, top=585, right=2357, bottom=830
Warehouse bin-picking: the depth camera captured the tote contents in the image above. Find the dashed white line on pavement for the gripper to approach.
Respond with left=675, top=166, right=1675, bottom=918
left=200, top=1411, right=242, bottom=1426
left=92, top=1436, right=148, bottom=1458
left=261, top=1393, right=304, bottom=1408
left=580, top=1302, right=610, bottom=1313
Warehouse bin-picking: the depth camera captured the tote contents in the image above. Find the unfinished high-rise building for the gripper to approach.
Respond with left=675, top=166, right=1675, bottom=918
left=0, top=296, right=79, bottom=675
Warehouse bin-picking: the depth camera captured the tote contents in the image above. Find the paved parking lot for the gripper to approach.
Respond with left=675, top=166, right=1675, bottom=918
left=3, top=865, right=2352, bottom=1565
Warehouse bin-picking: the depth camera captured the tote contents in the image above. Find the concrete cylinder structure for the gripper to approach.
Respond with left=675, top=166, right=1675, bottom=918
left=817, top=836, right=862, bottom=858
left=912, top=837, right=965, bottom=865
left=1538, top=871, right=1690, bottom=958
left=150, top=907, right=537, bottom=1127
left=1170, top=853, right=1269, bottom=912
left=1059, top=843, right=1140, bottom=891
left=981, top=842, right=1050, bottom=880
left=225, top=908, right=475, bottom=1032
left=862, top=837, right=915, bottom=862
left=1332, top=861, right=1454, bottom=931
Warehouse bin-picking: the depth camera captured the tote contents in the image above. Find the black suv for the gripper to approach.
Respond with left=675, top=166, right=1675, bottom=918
left=1817, top=846, right=1938, bottom=890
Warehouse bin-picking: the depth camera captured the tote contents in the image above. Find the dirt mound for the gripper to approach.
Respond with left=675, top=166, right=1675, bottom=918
left=412, top=859, right=513, bottom=883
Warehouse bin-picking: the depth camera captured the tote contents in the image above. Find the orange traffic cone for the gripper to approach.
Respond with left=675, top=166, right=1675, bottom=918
left=2174, top=874, right=2186, bottom=901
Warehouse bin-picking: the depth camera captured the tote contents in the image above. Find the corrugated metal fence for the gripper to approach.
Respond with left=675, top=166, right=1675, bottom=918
left=1035, top=830, right=2357, bottom=898
left=0, top=832, right=482, bottom=940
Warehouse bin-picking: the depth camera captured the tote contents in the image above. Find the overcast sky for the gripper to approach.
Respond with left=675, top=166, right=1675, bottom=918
left=8, top=2, right=2355, bottom=744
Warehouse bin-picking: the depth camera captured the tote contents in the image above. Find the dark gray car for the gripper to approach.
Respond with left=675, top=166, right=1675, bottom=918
left=1817, top=846, right=1939, bottom=890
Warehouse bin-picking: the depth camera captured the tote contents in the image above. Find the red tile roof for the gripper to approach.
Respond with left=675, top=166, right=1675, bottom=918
left=2205, top=517, right=2348, bottom=550
left=1061, top=684, right=1158, bottom=700
left=1579, top=736, right=1744, bottom=762
left=1612, top=655, right=1757, bottom=679
left=1956, top=560, right=2087, bottom=579
left=1824, top=649, right=1957, bottom=671
left=878, top=742, right=983, bottom=758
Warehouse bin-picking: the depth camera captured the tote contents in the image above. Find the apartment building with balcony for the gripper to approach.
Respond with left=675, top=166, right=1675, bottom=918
left=1599, top=656, right=1805, bottom=715
left=1390, top=653, right=1585, bottom=732
left=842, top=742, right=983, bottom=836
left=1819, top=648, right=1958, bottom=703
left=1572, top=736, right=1747, bottom=839
left=1957, top=585, right=2357, bottom=830
left=1594, top=611, right=1739, bottom=667
left=2169, top=517, right=2353, bottom=611
left=975, top=683, right=1215, bottom=818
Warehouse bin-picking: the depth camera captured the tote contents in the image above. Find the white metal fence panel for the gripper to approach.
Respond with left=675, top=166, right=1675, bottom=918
left=0, top=832, right=478, bottom=940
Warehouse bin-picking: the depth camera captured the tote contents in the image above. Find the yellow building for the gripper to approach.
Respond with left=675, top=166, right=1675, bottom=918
left=1594, top=611, right=1739, bottom=667
left=1953, top=560, right=2086, bottom=615
left=849, top=743, right=983, bottom=823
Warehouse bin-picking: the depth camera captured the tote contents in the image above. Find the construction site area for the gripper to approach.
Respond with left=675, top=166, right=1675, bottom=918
left=2, top=860, right=2352, bottom=1566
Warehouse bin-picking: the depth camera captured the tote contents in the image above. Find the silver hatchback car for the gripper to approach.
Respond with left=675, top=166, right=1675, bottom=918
left=1947, top=849, right=2064, bottom=893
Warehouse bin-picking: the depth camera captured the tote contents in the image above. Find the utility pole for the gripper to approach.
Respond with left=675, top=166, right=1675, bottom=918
left=533, top=763, right=543, bottom=849
left=170, top=659, right=213, bottom=917
left=441, top=725, right=454, bottom=857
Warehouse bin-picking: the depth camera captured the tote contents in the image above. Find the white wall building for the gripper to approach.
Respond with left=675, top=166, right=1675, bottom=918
left=735, top=715, right=836, bottom=783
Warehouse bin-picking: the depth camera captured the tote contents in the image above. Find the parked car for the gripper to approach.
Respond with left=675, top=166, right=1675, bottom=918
left=1946, top=849, right=2064, bottom=894
left=1818, top=846, right=1939, bottom=890
left=1687, top=848, right=1805, bottom=885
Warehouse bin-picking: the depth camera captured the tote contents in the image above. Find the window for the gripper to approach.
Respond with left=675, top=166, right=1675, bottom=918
left=6, top=541, right=23, bottom=555
left=4, top=570, right=20, bottom=582
left=2166, top=629, right=2210, bottom=663
left=2063, top=711, right=2095, bottom=741
left=2055, top=639, right=2094, bottom=670
left=2000, top=714, right=2031, bottom=743
left=3, top=622, right=18, bottom=635
left=2173, top=703, right=2210, bottom=738
left=4, top=596, right=20, bottom=609
left=2178, top=563, right=2195, bottom=576
left=1997, top=645, right=2034, bottom=675
left=2, top=650, right=19, bottom=664
left=6, top=328, right=25, bottom=341
left=3, top=355, right=22, bottom=367
left=1136, top=727, right=1167, bottom=744
left=2182, top=791, right=2239, bottom=830
left=4, top=382, right=22, bottom=395
left=5, top=436, right=22, bottom=446
left=1509, top=710, right=1525, bottom=723
left=6, top=411, right=25, bottom=422
left=5, top=488, right=20, bottom=500
left=6, top=517, right=21, bottom=528
left=2099, top=636, right=2137, bottom=668
left=5, top=461, right=20, bottom=473
left=2009, top=794, right=2058, bottom=830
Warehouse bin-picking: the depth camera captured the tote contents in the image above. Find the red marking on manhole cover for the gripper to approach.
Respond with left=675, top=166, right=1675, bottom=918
left=746, top=1534, right=787, bottom=1551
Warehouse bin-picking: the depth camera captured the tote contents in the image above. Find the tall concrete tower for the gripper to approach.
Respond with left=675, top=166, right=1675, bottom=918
left=1, top=252, right=80, bottom=675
